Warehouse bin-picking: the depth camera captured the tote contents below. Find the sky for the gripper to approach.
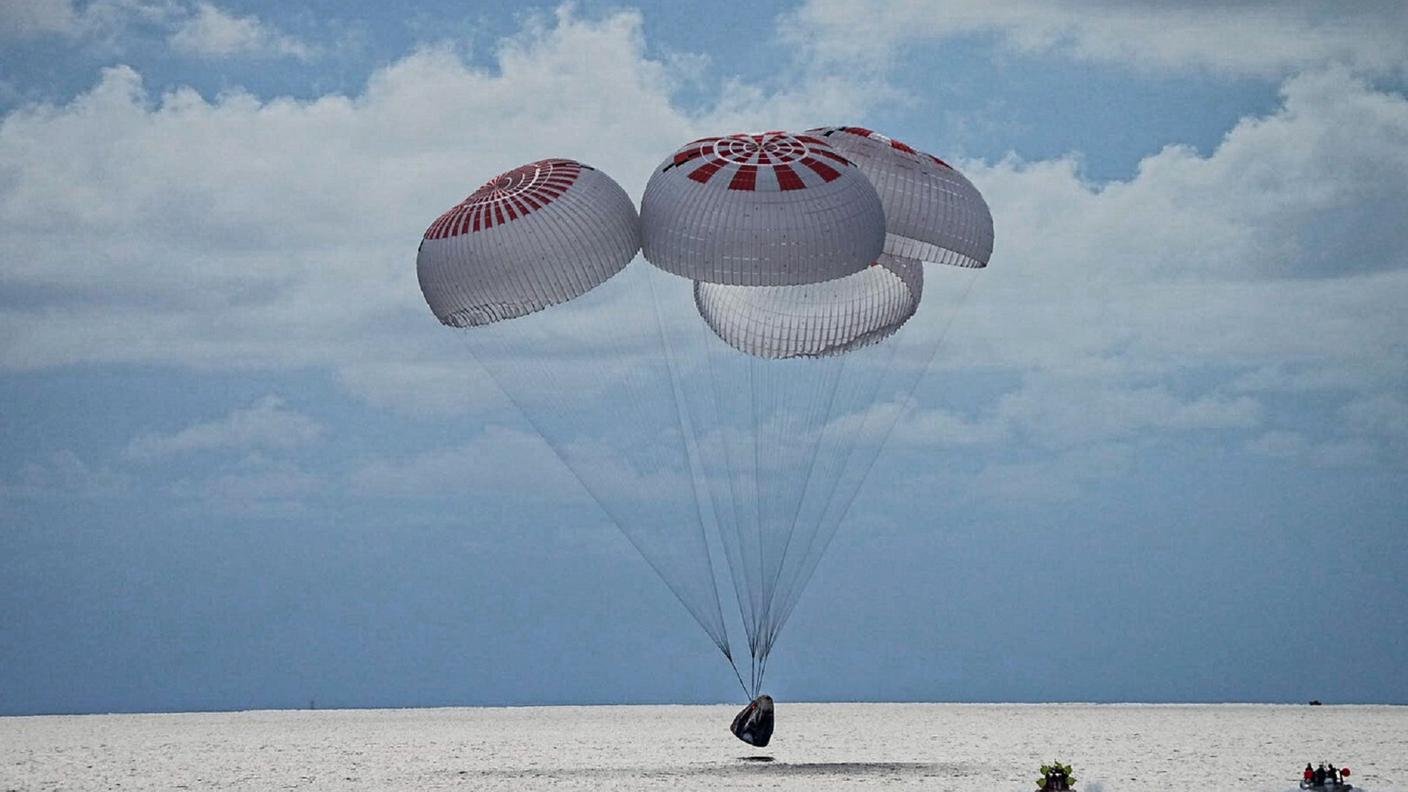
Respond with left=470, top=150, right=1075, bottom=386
left=1, top=0, right=1407, bottom=716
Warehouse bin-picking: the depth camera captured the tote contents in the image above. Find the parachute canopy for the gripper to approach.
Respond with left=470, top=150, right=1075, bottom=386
left=693, top=254, right=923, bottom=360
left=641, top=132, right=885, bottom=286
left=417, top=158, right=640, bottom=328
left=417, top=129, right=994, bottom=703
left=808, top=126, right=994, bottom=270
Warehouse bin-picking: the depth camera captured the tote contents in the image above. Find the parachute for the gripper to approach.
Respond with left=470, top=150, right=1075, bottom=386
left=416, top=129, right=993, bottom=704
left=805, top=126, right=994, bottom=269
left=693, top=254, right=923, bottom=360
left=640, top=131, right=885, bottom=286
left=417, top=158, right=639, bottom=326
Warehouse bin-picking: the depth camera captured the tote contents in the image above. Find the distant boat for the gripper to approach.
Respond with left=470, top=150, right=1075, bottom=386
left=1309, top=700, right=1323, bottom=706
left=1301, top=766, right=1353, bottom=790
left=1300, top=776, right=1352, bottom=790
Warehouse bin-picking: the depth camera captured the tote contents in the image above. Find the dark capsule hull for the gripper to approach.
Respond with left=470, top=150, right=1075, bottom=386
left=731, top=695, right=775, bottom=747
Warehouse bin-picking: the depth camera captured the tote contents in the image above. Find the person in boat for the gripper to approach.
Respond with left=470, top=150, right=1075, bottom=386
left=1315, top=763, right=1327, bottom=786
left=1305, top=764, right=1315, bottom=785
left=1328, top=765, right=1339, bottom=784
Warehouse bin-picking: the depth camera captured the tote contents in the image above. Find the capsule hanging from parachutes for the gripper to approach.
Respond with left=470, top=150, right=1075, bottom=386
left=731, top=694, right=775, bottom=747
left=634, top=128, right=996, bottom=717
left=413, top=130, right=996, bottom=749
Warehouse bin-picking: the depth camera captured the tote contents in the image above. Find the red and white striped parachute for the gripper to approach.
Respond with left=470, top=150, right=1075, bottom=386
left=640, top=132, right=885, bottom=286
left=415, top=129, right=994, bottom=706
left=807, top=126, right=994, bottom=270
left=417, top=158, right=640, bottom=328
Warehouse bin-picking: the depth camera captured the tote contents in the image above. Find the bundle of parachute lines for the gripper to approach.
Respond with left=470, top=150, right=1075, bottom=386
left=415, top=128, right=994, bottom=746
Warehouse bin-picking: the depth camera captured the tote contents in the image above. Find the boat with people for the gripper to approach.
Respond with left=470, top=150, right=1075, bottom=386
left=1300, top=762, right=1353, bottom=790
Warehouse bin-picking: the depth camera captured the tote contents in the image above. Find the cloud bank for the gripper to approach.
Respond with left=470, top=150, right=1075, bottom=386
left=782, top=0, right=1408, bottom=78
left=125, top=394, right=324, bottom=459
left=168, top=2, right=312, bottom=59
left=1, top=4, right=1405, bottom=508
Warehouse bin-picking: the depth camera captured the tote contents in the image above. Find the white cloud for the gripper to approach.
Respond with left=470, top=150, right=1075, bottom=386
left=347, top=425, right=579, bottom=500
left=346, top=422, right=699, bottom=511
left=994, top=378, right=1263, bottom=447
left=0, top=7, right=877, bottom=414
left=165, top=455, right=327, bottom=516
left=1227, top=363, right=1405, bottom=396
left=0, top=0, right=184, bottom=46
left=781, top=0, right=1408, bottom=78
left=966, top=441, right=1136, bottom=504
left=125, top=394, right=323, bottom=459
left=901, top=404, right=1012, bottom=447
left=0, top=76, right=24, bottom=106
left=1342, top=394, right=1408, bottom=441
left=0, top=0, right=79, bottom=38
left=910, top=69, right=1408, bottom=392
left=1, top=1, right=310, bottom=61
left=1246, top=430, right=1375, bottom=468
left=0, top=5, right=1405, bottom=505
left=167, top=2, right=311, bottom=59
left=850, top=376, right=1261, bottom=451
left=1336, top=393, right=1408, bottom=460
left=0, top=449, right=131, bottom=498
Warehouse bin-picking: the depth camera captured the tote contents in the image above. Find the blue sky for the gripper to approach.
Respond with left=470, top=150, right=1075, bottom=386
left=2, top=0, right=1407, bottom=715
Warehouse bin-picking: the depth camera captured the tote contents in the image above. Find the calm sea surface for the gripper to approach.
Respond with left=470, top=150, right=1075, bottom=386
left=2, top=703, right=1404, bottom=791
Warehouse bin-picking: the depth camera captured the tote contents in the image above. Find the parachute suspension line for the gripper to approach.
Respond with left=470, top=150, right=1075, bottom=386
left=452, top=303, right=731, bottom=660
left=756, top=349, right=848, bottom=666
left=754, top=356, right=805, bottom=663
left=620, top=267, right=735, bottom=654
left=838, top=269, right=983, bottom=519
left=748, top=353, right=766, bottom=659
left=748, top=354, right=769, bottom=674
left=679, top=185, right=771, bottom=680
left=754, top=649, right=772, bottom=700
left=699, top=308, right=761, bottom=672
left=754, top=353, right=875, bottom=678
left=726, top=652, right=749, bottom=697
left=455, top=335, right=623, bottom=532
left=751, top=356, right=790, bottom=664
left=748, top=269, right=974, bottom=659
left=740, top=345, right=848, bottom=694
left=759, top=338, right=899, bottom=657
left=644, top=264, right=733, bottom=662
left=417, top=143, right=995, bottom=707
left=769, top=268, right=985, bottom=637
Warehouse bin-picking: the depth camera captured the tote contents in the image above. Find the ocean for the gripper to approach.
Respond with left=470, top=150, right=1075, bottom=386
left=2, top=703, right=1404, bottom=791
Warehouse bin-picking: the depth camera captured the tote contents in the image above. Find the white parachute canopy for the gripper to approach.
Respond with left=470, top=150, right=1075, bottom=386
left=417, top=158, right=640, bottom=327
left=417, top=158, right=739, bottom=663
left=640, top=132, right=886, bottom=285
left=694, top=254, right=923, bottom=360
left=805, top=126, right=994, bottom=270
left=418, top=131, right=995, bottom=699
